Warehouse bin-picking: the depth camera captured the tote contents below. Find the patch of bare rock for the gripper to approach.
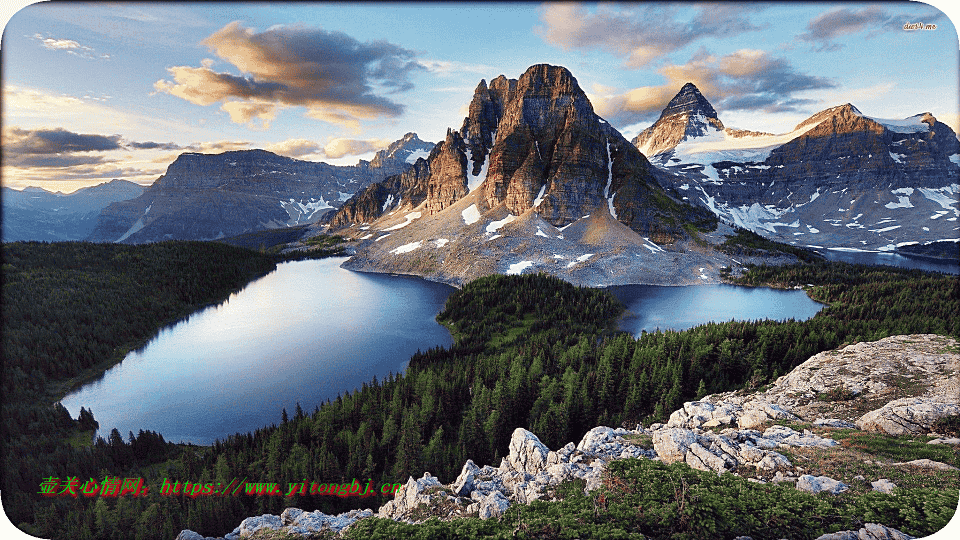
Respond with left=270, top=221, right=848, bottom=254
left=176, top=334, right=958, bottom=539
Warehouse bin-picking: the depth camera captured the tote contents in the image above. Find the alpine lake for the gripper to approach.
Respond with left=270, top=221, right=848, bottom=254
left=61, top=251, right=954, bottom=445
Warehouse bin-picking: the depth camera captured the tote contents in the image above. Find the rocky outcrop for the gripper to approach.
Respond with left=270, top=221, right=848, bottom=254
left=814, top=523, right=916, bottom=540
left=858, top=397, right=960, bottom=436
left=327, top=156, right=433, bottom=229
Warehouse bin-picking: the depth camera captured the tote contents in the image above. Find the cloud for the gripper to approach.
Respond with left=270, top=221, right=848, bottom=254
left=30, top=33, right=109, bottom=59
left=3, top=127, right=124, bottom=154
left=154, top=21, right=424, bottom=129
left=537, top=2, right=767, bottom=68
left=265, top=138, right=322, bottom=158
left=798, top=5, right=945, bottom=51
left=2, top=127, right=186, bottom=155
left=591, top=49, right=836, bottom=126
left=182, top=140, right=252, bottom=153
left=127, top=141, right=183, bottom=150
left=322, top=138, right=391, bottom=159
left=420, top=60, right=498, bottom=76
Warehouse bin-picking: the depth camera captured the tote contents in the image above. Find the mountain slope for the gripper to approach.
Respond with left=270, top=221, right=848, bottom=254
left=632, top=84, right=960, bottom=253
left=86, top=135, right=433, bottom=244
left=329, top=64, right=733, bottom=286
left=2, top=180, right=144, bottom=242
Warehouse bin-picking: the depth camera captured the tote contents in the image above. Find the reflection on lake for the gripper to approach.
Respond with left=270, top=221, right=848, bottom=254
left=608, top=283, right=825, bottom=336
left=816, top=249, right=958, bottom=275
left=60, top=258, right=454, bottom=445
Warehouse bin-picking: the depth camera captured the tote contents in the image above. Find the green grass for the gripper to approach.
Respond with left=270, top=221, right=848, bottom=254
left=345, top=458, right=959, bottom=539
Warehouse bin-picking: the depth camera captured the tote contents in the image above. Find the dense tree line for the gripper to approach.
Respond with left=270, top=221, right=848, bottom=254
left=1, top=241, right=276, bottom=538
left=2, top=241, right=957, bottom=539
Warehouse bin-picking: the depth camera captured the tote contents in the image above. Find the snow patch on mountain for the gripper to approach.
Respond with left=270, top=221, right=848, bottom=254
left=533, top=184, right=547, bottom=207
left=462, top=204, right=481, bottom=225
left=486, top=214, right=516, bottom=234
left=391, top=240, right=422, bottom=254
left=866, top=114, right=930, bottom=134
left=466, top=144, right=491, bottom=193
left=506, top=261, right=535, bottom=275
left=671, top=123, right=818, bottom=164
left=405, top=149, right=430, bottom=164
left=384, top=212, right=422, bottom=231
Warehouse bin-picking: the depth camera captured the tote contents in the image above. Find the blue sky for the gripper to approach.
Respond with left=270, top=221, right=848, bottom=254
left=2, top=1, right=958, bottom=192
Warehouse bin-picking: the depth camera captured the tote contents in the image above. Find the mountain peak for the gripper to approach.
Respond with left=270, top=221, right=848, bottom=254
left=632, top=83, right=724, bottom=157
left=658, top=82, right=719, bottom=123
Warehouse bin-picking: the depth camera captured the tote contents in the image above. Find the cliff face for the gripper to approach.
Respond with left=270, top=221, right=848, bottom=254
left=330, top=64, right=715, bottom=243
left=327, top=157, right=433, bottom=229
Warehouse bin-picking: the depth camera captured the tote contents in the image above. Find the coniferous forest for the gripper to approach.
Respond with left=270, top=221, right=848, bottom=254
left=2, top=241, right=958, bottom=539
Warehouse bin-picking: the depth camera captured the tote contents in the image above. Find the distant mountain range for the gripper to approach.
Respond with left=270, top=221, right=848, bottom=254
left=84, top=133, right=434, bottom=243
left=6, top=65, right=956, bottom=273
left=632, top=82, right=960, bottom=253
left=2, top=180, right=144, bottom=242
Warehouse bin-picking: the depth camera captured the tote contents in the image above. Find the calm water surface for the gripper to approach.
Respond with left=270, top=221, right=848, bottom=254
left=817, top=250, right=959, bottom=274
left=60, top=258, right=455, bottom=445
left=608, top=283, right=825, bottom=336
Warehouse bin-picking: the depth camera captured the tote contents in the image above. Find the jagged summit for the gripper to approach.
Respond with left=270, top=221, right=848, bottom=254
left=329, top=63, right=724, bottom=287
left=632, top=83, right=731, bottom=158
left=657, top=82, right=721, bottom=125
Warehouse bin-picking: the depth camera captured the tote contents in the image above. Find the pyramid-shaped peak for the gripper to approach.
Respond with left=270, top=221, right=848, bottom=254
left=660, top=82, right=719, bottom=121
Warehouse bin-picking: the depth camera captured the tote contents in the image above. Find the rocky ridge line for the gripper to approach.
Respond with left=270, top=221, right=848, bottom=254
left=176, top=334, right=959, bottom=540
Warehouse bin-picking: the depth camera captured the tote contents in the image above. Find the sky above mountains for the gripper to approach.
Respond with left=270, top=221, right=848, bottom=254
left=2, top=1, right=958, bottom=192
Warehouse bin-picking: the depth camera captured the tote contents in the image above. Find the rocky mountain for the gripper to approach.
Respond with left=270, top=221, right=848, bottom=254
left=175, top=334, right=960, bottom=539
left=327, top=64, right=734, bottom=287
left=632, top=84, right=960, bottom=254
left=2, top=179, right=144, bottom=242
left=86, top=134, right=433, bottom=244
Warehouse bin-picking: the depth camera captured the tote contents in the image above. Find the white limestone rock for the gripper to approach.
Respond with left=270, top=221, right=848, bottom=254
left=927, top=437, right=960, bottom=445
left=506, top=428, right=550, bottom=474
left=452, top=459, right=480, bottom=496
left=175, top=531, right=219, bottom=540
left=377, top=472, right=454, bottom=522
left=814, top=523, right=915, bottom=540
left=796, top=475, right=850, bottom=494
left=760, top=425, right=839, bottom=448
left=893, top=458, right=959, bottom=471
left=472, top=490, right=511, bottom=519
left=871, top=479, right=897, bottom=495
left=858, top=397, right=960, bottom=436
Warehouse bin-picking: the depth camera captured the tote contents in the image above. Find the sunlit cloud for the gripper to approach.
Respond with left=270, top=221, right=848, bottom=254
left=30, top=33, right=110, bottom=59
left=590, top=49, right=835, bottom=127
left=537, top=2, right=767, bottom=68
left=265, top=138, right=322, bottom=158
left=322, top=137, right=391, bottom=159
left=182, top=140, right=252, bottom=153
left=153, top=21, right=424, bottom=130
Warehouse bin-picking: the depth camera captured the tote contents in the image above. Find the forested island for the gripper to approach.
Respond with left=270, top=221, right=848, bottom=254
left=2, top=240, right=958, bottom=539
